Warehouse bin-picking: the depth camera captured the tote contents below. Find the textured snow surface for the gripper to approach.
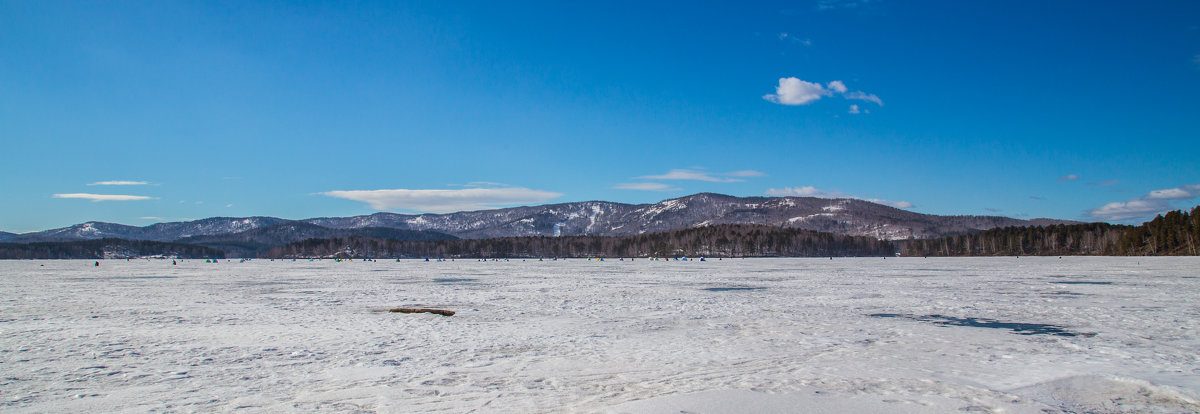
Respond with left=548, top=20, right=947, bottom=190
left=2, top=258, right=1198, bottom=413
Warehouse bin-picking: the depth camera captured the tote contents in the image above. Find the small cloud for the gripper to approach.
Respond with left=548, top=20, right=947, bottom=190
left=1087, top=184, right=1200, bottom=222
left=817, top=0, right=877, bottom=10
left=450, top=181, right=507, bottom=188
left=322, top=187, right=563, bottom=213
left=844, top=91, right=883, bottom=106
left=1088, top=199, right=1170, bottom=222
left=614, top=182, right=681, bottom=192
left=637, top=169, right=758, bottom=183
left=725, top=170, right=766, bottom=178
left=764, top=186, right=914, bottom=209
left=1088, top=180, right=1119, bottom=186
left=88, top=180, right=151, bottom=186
left=140, top=216, right=167, bottom=221
left=778, top=33, right=812, bottom=46
left=848, top=104, right=861, bottom=114
left=764, top=77, right=882, bottom=107
left=53, top=193, right=152, bottom=202
left=1057, top=174, right=1080, bottom=182
left=763, top=77, right=832, bottom=105
left=225, top=203, right=233, bottom=208
left=1147, top=184, right=1200, bottom=200
left=984, top=208, right=1002, bottom=213
left=1030, top=196, right=1046, bottom=200
left=766, top=186, right=823, bottom=197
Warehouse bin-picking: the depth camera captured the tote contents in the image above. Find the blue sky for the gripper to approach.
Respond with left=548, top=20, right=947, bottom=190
left=3, top=0, right=1199, bottom=233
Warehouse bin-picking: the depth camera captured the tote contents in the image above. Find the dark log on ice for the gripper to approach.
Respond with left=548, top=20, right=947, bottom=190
left=388, top=308, right=455, bottom=316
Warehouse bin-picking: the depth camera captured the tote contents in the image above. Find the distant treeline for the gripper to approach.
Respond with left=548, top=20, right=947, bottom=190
left=266, top=224, right=897, bottom=259
left=900, top=206, right=1200, bottom=256
left=0, top=238, right=226, bottom=260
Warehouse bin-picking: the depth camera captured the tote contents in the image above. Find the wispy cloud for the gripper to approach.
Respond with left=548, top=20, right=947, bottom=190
left=764, top=77, right=882, bottom=107
left=844, top=91, right=883, bottom=106
left=1057, top=174, right=1080, bottom=182
left=1030, top=196, right=1046, bottom=200
left=1087, top=184, right=1200, bottom=222
left=764, top=186, right=914, bottom=209
left=322, top=187, right=563, bottom=213
left=53, top=193, right=153, bottom=201
left=450, top=181, right=507, bottom=188
left=613, top=182, right=681, bottom=192
left=817, top=0, right=879, bottom=10
left=726, top=170, right=766, bottom=178
left=848, top=104, right=862, bottom=114
left=88, top=180, right=151, bottom=186
left=637, top=169, right=764, bottom=183
left=778, top=32, right=811, bottom=46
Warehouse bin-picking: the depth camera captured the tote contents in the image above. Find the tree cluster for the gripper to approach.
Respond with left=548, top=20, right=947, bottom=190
left=266, top=224, right=897, bottom=259
left=900, top=206, right=1200, bottom=256
left=1115, top=206, right=1200, bottom=255
left=0, top=238, right=226, bottom=259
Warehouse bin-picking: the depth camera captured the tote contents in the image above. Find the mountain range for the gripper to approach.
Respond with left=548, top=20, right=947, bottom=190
left=7, top=193, right=1074, bottom=246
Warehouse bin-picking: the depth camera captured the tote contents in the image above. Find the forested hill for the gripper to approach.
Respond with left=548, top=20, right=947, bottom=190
left=266, top=224, right=897, bottom=259
left=0, top=239, right=226, bottom=260
left=899, top=206, right=1200, bottom=256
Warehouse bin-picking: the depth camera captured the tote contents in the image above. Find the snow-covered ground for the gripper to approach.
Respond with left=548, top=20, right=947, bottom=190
left=1, top=257, right=1198, bottom=413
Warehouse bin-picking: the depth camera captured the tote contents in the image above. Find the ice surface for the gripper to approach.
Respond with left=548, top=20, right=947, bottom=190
left=1, top=257, right=1198, bottom=413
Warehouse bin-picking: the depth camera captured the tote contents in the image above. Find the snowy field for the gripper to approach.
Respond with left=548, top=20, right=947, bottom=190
left=2, top=257, right=1198, bottom=413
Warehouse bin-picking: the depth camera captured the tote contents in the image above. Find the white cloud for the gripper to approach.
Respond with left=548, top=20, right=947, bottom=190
left=844, top=91, right=883, bottom=106
left=140, top=216, right=167, bottom=221
left=764, top=186, right=914, bottom=209
left=725, top=170, right=766, bottom=178
left=1088, top=199, right=1171, bottom=222
left=777, top=33, right=812, bottom=46
left=848, top=104, right=861, bottom=114
left=53, top=193, right=152, bottom=201
left=763, top=77, right=831, bottom=105
left=764, top=77, right=882, bottom=107
left=1057, top=174, right=1080, bottom=182
left=817, top=0, right=877, bottom=10
left=1087, top=184, right=1200, bottom=221
left=637, top=169, right=756, bottom=183
left=613, top=182, right=681, bottom=192
left=1146, top=185, right=1199, bottom=200
left=88, top=180, right=150, bottom=186
left=322, top=187, right=563, bottom=213
left=765, top=186, right=824, bottom=197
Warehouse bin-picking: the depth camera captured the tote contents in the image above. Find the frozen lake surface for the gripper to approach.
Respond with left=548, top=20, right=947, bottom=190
left=2, top=257, right=1198, bottom=413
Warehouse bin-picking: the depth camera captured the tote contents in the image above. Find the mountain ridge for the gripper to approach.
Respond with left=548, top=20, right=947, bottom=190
left=7, top=193, right=1078, bottom=243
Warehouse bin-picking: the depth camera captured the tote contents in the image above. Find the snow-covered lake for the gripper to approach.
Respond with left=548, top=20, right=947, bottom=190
left=2, top=257, right=1198, bottom=413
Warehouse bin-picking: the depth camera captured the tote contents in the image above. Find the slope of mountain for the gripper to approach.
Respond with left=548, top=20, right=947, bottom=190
left=305, top=193, right=1074, bottom=240
left=9, top=217, right=291, bottom=243
left=175, top=222, right=458, bottom=257
left=0, top=231, right=16, bottom=242
left=12, top=193, right=1078, bottom=243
